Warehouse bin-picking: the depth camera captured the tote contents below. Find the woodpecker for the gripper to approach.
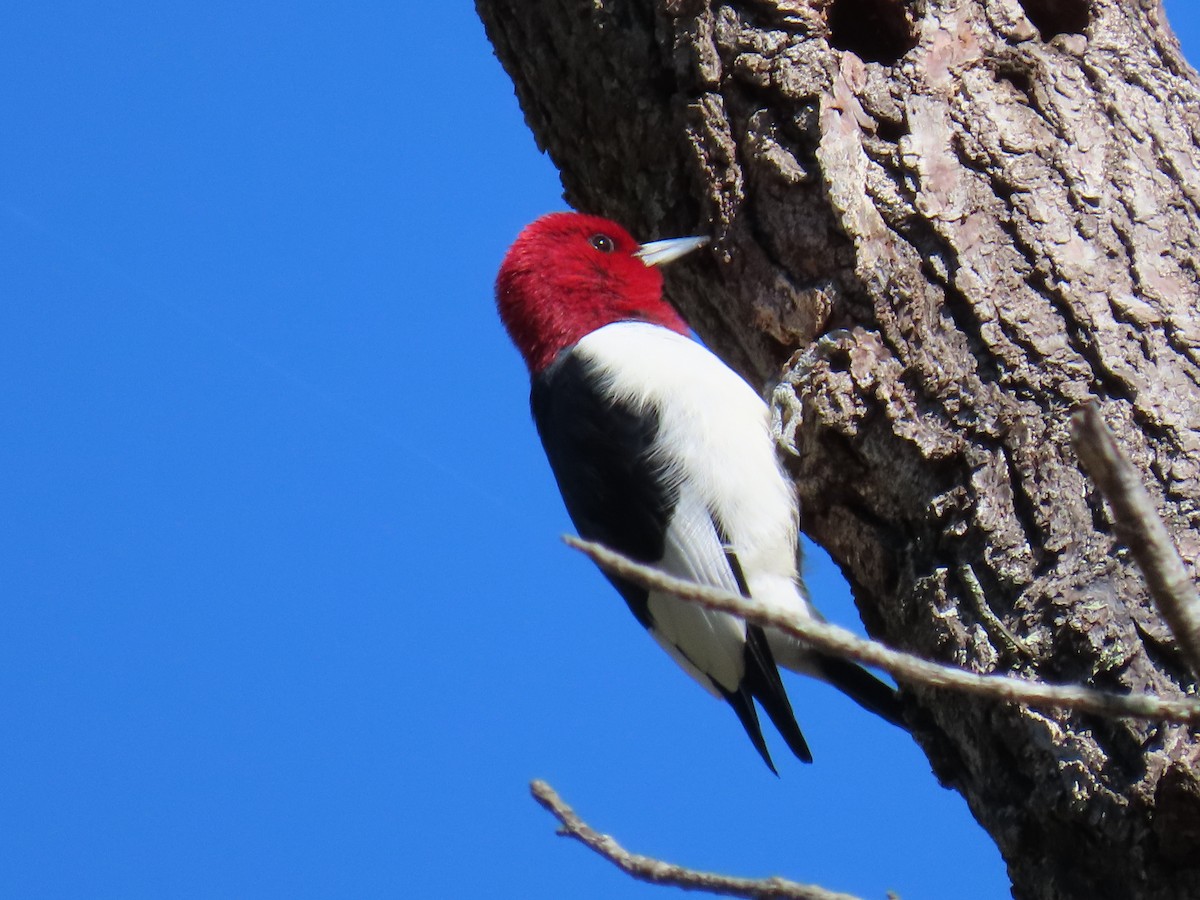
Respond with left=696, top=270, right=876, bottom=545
left=496, top=211, right=902, bottom=771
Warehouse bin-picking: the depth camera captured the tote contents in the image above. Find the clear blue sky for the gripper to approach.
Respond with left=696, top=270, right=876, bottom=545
left=3, top=5, right=1196, bottom=898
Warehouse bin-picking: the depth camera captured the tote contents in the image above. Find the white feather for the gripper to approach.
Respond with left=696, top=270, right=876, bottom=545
left=648, top=486, right=746, bottom=695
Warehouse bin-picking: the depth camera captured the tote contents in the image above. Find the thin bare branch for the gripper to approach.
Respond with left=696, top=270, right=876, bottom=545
left=530, top=779, right=863, bottom=900
left=1072, top=401, right=1200, bottom=678
left=564, top=535, right=1200, bottom=724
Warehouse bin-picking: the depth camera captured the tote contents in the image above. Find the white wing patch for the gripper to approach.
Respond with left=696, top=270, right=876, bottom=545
left=646, top=487, right=747, bottom=697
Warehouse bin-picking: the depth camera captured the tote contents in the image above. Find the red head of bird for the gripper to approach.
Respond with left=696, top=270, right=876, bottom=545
left=495, top=212, right=706, bottom=373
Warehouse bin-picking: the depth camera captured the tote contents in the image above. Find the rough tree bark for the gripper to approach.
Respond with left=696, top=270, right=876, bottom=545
left=474, top=1, right=1200, bottom=898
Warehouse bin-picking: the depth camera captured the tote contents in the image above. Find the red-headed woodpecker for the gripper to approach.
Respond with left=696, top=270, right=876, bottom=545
left=496, top=212, right=902, bottom=771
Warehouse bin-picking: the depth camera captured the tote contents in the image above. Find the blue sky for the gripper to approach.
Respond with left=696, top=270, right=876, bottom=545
left=3, top=4, right=1196, bottom=898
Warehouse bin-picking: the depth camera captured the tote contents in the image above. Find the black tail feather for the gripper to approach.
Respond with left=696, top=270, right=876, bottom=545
left=720, top=624, right=813, bottom=772
left=813, top=652, right=906, bottom=729
left=744, top=625, right=813, bottom=765
left=719, top=545, right=813, bottom=769
left=721, top=683, right=779, bottom=775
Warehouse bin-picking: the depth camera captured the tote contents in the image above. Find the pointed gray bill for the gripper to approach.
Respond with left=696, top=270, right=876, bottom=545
left=634, top=235, right=710, bottom=268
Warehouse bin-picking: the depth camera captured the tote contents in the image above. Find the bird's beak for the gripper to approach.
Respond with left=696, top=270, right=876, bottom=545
left=634, top=235, right=710, bottom=268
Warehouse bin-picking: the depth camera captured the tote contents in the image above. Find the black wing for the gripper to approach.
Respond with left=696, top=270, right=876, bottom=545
left=530, top=349, right=671, bottom=628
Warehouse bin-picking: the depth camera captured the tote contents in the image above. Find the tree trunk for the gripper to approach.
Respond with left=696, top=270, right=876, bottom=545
left=474, top=1, right=1200, bottom=897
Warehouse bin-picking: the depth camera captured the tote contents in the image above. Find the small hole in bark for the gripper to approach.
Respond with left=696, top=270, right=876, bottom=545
left=1018, top=0, right=1090, bottom=38
left=826, top=0, right=916, bottom=64
left=996, top=65, right=1034, bottom=98
left=875, top=117, right=906, bottom=144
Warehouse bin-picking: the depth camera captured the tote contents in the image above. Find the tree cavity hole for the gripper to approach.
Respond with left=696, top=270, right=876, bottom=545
left=1018, top=0, right=1091, bottom=39
left=826, top=0, right=917, bottom=65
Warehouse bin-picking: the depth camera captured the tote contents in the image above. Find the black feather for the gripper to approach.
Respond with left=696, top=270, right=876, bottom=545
left=812, top=653, right=906, bottom=729
left=531, top=349, right=674, bottom=628
left=724, top=538, right=813, bottom=767
left=741, top=626, right=813, bottom=766
left=719, top=681, right=779, bottom=774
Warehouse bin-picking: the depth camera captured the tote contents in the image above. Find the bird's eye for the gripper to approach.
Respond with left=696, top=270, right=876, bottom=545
left=590, top=234, right=615, bottom=253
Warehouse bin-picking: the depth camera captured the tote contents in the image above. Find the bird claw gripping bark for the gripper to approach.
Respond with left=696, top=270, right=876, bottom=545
left=771, top=329, right=857, bottom=459
left=770, top=380, right=804, bottom=459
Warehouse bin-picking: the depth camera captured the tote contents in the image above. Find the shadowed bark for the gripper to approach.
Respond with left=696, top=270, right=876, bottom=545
left=474, top=1, right=1200, bottom=898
